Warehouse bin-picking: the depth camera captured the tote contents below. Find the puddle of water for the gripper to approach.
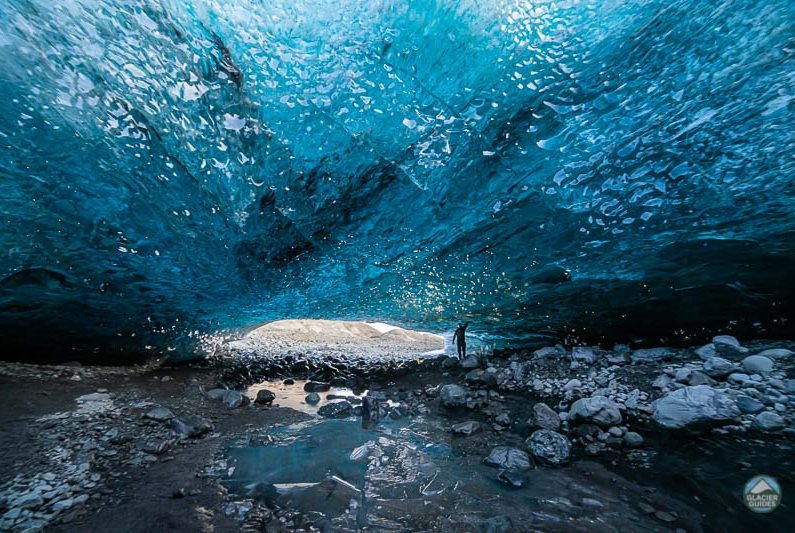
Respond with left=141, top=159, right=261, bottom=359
left=244, top=379, right=367, bottom=415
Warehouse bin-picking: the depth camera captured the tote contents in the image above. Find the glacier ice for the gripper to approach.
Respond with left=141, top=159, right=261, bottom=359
left=0, top=0, right=793, bottom=361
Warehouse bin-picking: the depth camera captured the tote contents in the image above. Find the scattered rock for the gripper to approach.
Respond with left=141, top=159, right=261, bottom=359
left=652, top=385, right=739, bottom=430
left=736, top=396, right=765, bottom=415
left=439, top=384, right=467, bottom=407
left=143, top=406, right=175, bottom=422
left=305, top=392, right=321, bottom=404
left=529, top=402, right=560, bottom=431
left=451, top=421, right=482, bottom=435
left=572, top=347, right=598, bottom=365
left=755, top=348, right=793, bottom=359
left=497, top=469, right=527, bottom=488
left=568, top=396, right=622, bottom=428
left=623, top=431, right=644, bottom=448
left=631, top=348, right=675, bottom=363
left=713, top=335, right=748, bottom=357
left=741, top=355, right=774, bottom=374
left=303, top=381, right=331, bottom=392
left=702, top=357, right=736, bottom=378
left=254, top=389, right=276, bottom=405
left=483, top=446, right=532, bottom=471
left=526, top=430, right=571, bottom=465
left=754, top=411, right=785, bottom=432
left=317, top=401, right=353, bottom=418
left=222, top=390, right=249, bottom=409
left=170, top=415, right=213, bottom=438
left=460, top=355, right=480, bottom=369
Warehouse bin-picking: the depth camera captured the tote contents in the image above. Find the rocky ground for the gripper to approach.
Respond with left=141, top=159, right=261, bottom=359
left=0, top=335, right=792, bottom=532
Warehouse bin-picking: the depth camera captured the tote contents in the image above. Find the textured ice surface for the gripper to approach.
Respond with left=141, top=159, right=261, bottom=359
left=0, top=0, right=793, bottom=360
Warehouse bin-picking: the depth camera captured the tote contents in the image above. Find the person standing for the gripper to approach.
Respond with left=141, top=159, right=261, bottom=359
left=452, top=322, right=469, bottom=360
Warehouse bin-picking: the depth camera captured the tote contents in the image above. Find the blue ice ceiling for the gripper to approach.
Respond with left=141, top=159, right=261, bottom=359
left=0, top=0, right=793, bottom=361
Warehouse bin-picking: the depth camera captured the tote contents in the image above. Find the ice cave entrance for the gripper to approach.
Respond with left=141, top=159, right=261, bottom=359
left=239, top=319, right=447, bottom=359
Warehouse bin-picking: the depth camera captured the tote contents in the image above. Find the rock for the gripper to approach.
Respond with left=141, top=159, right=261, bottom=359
left=526, top=430, right=571, bottom=465
left=12, top=492, right=43, bottom=509
left=623, top=431, right=644, bottom=447
left=755, top=348, right=793, bottom=359
left=631, top=347, right=676, bottom=363
left=572, top=346, right=598, bottom=364
left=497, top=469, right=528, bottom=488
left=465, top=369, right=485, bottom=384
left=362, top=396, right=388, bottom=428
left=283, top=378, right=295, bottom=385
left=736, top=396, right=765, bottom=415
left=754, top=411, right=785, bottom=431
left=653, top=374, right=673, bottom=389
left=529, top=402, right=560, bottom=431
left=695, top=344, right=717, bottom=360
left=222, top=390, right=249, bottom=409
left=452, top=421, right=482, bottom=435
left=713, top=335, right=748, bottom=357
left=687, top=371, right=715, bottom=386
left=140, top=439, right=170, bottom=455
left=441, top=357, right=459, bottom=370
left=170, top=415, right=213, bottom=438
left=460, top=355, right=480, bottom=369
left=303, top=381, right=331, bottom=392
left=495, top=413, right=511, bottom=426
left=568, top=396, right=622, bottom=428
left=305, top=392, right=321, bottom=404
left=439, top=384, right=467, bottom=407
left=484, top=446, right=532, bottom=471
left=702, top=357, right=736, bottom=378
left=741, top=355, right=774, bottom=374
left=533, top=346, right=564, bottom=359
left=563, top=379, right=582, bottom=392
left=728, top=373, right=750, bottom=385
left=583, top=498, right=604, bottom=508
left=652, top=385, right=740, bottom=430
left=206, top=388, right=228, bottom=400
left=317, top=401, right=353, bottom=418
left=143, top=407, right=175, bottom=422
left=674, top=368, right=692, bottom=382
left=254, top=389, right=276, bottom=405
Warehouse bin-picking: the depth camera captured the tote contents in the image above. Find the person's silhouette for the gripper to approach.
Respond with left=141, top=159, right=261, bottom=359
left=452, top=322, right=469, bottom=360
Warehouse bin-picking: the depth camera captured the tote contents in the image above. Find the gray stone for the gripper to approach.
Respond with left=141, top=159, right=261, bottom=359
left=254, top=389, right=276, bottom=405
left=170, top=415, right=213, bottom=438
left=754, top=411, right=786, bottom=432
left=572, top=347, right=598, bottom=364
left=495, top=413, right=511, bottom=426
left=695, top=344, right=717, bottom=360
left=623, top=431, right=644, bottom=447
left=736, top=396, right=765, bottom=414
left=563, top=379, right=581, bottom=392
left=439, top=384, right=467, bottom=407
left=317, top=400, right=353, bottom=418
left=674, top=368, right=692, bottom=382
left=460, top=355, right=480, bottom=369
left=451, top=421, right=482, bottom=435
left=713, top=335, right=748, bottom=357
left=497, top=469, right=528, bottom=488
left=529, top=402, right=560, bottom=430
left=533, top=346, right=565, bottom=359
left=653, top=374, right=673, bottom=389
left=305, top=392, right=321, bottom=404
left=526, top=430, right=571, bottom=465
left=568, top=396, right=622, bottom=428
left=687, top=371, right=716, bottom=386
left=741, top=355, right=774, bottom=374
left=143, top=407, right=174, bottom=422
left=652, top=385, right=740, bottom=430
left=206, top=388, right=228, bottom=400
left=222, top=390, right=249, bottom=409
left=12, top=493, right=43, bottom=509
left=303, top=381, right=331, bottom=392
left=728, top=373, right=750, bottom=385
left=484, top=446, right=531, bottom=471
left=702, top=357, right=736, bottom=378
left=755, top=348, right=793, bottom=359
left=631, top=347, right=676, bottom=363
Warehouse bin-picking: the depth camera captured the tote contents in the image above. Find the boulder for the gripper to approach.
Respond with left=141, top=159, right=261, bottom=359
left=460, top=355, right=480, bottom=369
left=526, top=430, right=571, bottom=465
left=304, top=381, right=331, bottom=392
left=572, top=346, right=598, bottom=364
left=755, top=348, right=793, bottom=360
left=736, top=395, right=765, bottom=415
left=439, top=384, right=467, bottom=407
left=143, top=406, right=175, bottom=422
left=754, top=411, right=786, bottom=432
left=222, top=390, right=249, bottom=409
left=652, top=385, right=739, bottom=430
left=254, top=389, right=276, bottom=405
left=563, top=379, right=581, bottom=392
left=713, top=335, right=748, bottom=357
left=305, top=392, right=321, bottom=404
left=170, top=415, right=213, bottom=439
left=631, top=347, right=676, bottom=363
left=568, top=396, right=622, bottom=427
left=702, top=357, right=736, bottom=378
left=687, top=371, right=716, bottom=386
left=529, top=402, right=561, bottom=431
left=533, top=346, right=565, bottom=359
left=623, top=431, right=644, bottom=447
left=206, top=388, right=228, bottom=400
left=484, top=446, right=531, bottom=471
left=465, top=369, right=485, bottom=384
left=741, top=355, right=774, bottom=374
left=317, top=400, right=353, bottom=418
left=695, top=344, right=717, bottom=360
